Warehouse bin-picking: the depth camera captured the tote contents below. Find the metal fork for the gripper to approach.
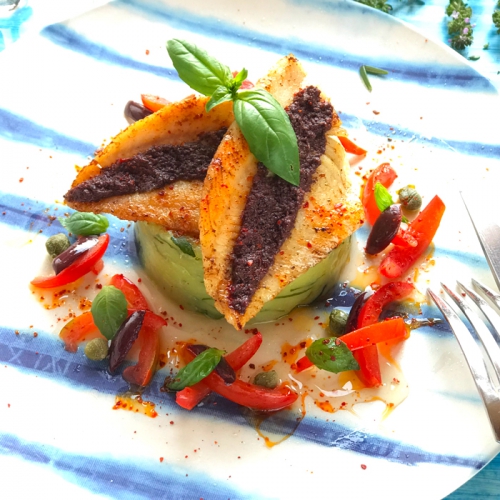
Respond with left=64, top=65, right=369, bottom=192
left=428, top=280, right=500, bottom=442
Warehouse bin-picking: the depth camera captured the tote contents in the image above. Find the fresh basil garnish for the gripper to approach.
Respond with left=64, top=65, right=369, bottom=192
left=166, top=39, right=232, bottom=96
left=60, top=212, right=109, bottom=236
left=234, top=89, right=300, bottom=186
left=306, top=337, right=360, bottom=373
left=374, top=182, right=394, bottom=212
left=167, top=347, right=224, bottom=391
left=171, top=235, right=196, bottom=257
left=91, top=285, right=128, bottom=340
left=206, top=85, right=233, bottom=112
left=166, top=38, right=300, bottom=186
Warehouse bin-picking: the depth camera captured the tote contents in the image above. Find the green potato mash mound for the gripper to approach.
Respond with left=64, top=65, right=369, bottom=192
left=135, top=221, right=351, bottom=323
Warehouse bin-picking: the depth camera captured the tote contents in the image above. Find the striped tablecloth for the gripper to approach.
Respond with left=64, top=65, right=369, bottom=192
left=0, top=0, right=499, bottom=498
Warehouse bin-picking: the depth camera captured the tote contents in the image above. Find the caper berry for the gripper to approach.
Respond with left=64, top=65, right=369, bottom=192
left=328, top=308, right=349, bottom=336
left=45, top=233, right=71, bottom=259
left=254, top=370, right=279, bottom=389
left=84, top=338, right=109, bottom=361
left=398, top=186, right=422, bottom=212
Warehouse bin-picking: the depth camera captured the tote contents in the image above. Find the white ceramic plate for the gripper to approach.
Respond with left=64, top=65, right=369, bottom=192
left=1, top=1, right=500, bottom=498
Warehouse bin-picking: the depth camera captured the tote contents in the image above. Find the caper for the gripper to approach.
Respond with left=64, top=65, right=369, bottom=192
left=45, top=233, right=71, bottom=259
left=398, top=186, right=422, bottom=212
left=84, top=338, right=109, bottom=361
left=254, top=370, right=279, bottom=389
left=328, top=308, right=349, bottom=336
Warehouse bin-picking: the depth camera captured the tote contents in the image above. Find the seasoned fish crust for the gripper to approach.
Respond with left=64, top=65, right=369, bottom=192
left=66, top=95, right=234, bottom=234
left=200, top=56, right=364, bottom=330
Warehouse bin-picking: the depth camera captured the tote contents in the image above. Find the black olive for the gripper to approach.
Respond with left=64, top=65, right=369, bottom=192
left=345, top=292, right=366, bottom=334
left=365, top=204, right=402, bottom=255
left=187, top=344, right=236, bottom=385
left=52, top=236, right=98, bottom=275
left=124, top=100, right=153, bottom=124
left=109, top=310, right=146, bottom=373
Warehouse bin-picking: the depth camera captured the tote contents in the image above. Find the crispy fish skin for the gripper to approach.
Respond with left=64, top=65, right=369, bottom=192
left=66, top=95, right=234, bottom=235
left=200, top=56, right=364, bottom=330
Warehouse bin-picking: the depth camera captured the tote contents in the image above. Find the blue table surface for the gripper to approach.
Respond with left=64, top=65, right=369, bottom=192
left=0, top=1, right=499, bottom=498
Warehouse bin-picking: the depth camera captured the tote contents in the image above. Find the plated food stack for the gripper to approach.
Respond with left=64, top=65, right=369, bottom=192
left=64, top=55, right=364, bottom=329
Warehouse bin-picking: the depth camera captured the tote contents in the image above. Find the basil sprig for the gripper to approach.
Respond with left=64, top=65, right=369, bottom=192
left=60, top=211, right=109, bottom=236
left=306, top=337, right=360, bottom=373
left=167, top=347, right=224, bottom=391
left=166, top=39, right=300, bottom=186
left=91, top=285, right=128, bottom=340
left=374, top=182, right=394, bottom=212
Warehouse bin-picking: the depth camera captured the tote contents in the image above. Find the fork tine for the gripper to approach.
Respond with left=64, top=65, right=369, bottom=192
left=457, top=281, right=500, bottom=344
left=428, top=289, right=500, bottom=443
left=472, top=278, right=500, bottom=315
left=446, top=283, right=500, bottom=382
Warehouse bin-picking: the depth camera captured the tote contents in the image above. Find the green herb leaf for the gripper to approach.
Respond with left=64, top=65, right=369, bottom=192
left=234, top=89, right=300, bottom=186
left=402, top=215, right=409, bottom=224
left=166, top=39, right=232, bottom=96
left=374, top=182, right=394, bottom=212
left=306, top=337, right=359, bottom=373
left=483, top=43, right=489, bottom=50
left=468, top=55, right=480, bottom=61
left=359, top=65, right=372, bottom=92
left=354, top=0, right=392, bottom=13
left=364, top=65, right=389, bottom=75
left=91, top=286, right=128, bottom=340
left=60, top=212, right=109, bottom=236
left=167, top=348, right=224, bottom=390
left=171, top=235, right=196, bottom=257
left=206, top=85, right=233, bottom=112
left=229, top=68, right=248, bottom=91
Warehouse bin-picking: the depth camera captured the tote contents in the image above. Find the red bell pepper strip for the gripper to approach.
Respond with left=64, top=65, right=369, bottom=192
left=342, top=318, right=408, bottom=350
left=202, top=373, right=297, bottom=411
left=122, top=321, right=160, bottom=387
left=31, top=234, right=109, bottom=289
left=362, top=163, right=398, bottom=226
left=338, top=136, right=367, bottom=155
left=92, top=259, right=104, bottom=275
left=354, top=282, right=414, bottom=387
left=295, top=355, right=314, bottom=373
left=379, top=195, right=445, bottom=278
left=353, top=348, right=382, bottom=388
left=141, top=94, right=171, bottom=112
left=391, top=227, right=418, bottom=248
left=176, top=333, right=263, bottom=410
left=357, top=282, right=414, bottom=327
left=110, top=274, right=149, bottom=310
left=59, top=311, right=103, bottom=353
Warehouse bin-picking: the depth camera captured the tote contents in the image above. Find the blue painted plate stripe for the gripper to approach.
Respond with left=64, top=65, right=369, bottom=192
left=117, top=0, right=496, bottom=93
left=41, top=24, right=180, bottom=81
left=0, top=327, right=484, bottom=469
left=1, top=432, right=259, bottom=500
left=0, top=108, right=95, bottom=156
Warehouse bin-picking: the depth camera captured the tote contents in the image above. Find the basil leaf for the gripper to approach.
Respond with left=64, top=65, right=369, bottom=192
left=167, top=348, right=224, bottom=391
left=91, top=286, right=128, bottom=340
left=229, top=68, right=248, bottom=91
left=206, top=85, right=233, bottom=112
left=60, top=212, right=109, bottom=236
left=171, top=235, right=196, bottom=257
left=306, top=337, right=359, bottom=373
left=234, top=89, right=300, bottom=186
left=374, top=182, right=394, bottom=212
left=166, top=39, right=232, bottom=96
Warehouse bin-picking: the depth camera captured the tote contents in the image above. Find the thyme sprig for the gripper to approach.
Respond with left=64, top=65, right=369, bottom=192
left=493, top=2, right=500, bottom=34
left=354, top=0, right=392, bottom=14
left=446, top=0, right=474, bottom=50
